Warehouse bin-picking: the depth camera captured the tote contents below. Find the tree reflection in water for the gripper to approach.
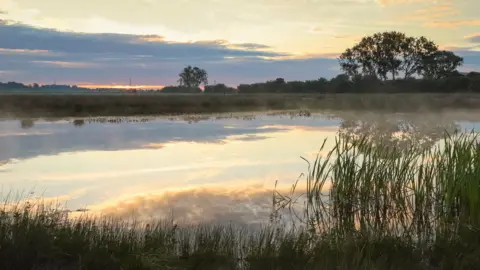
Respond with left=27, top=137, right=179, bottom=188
left=338, top=113, right=460, bottom=155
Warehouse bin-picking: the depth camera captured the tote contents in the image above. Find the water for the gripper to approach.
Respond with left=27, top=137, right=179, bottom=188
left=1, top=111, right=480, bottom=225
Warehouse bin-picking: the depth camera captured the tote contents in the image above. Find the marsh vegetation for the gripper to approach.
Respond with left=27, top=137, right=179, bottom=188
left=2, top=131, right=480, bottom=269
left=4, top=93, right=480, bottom=118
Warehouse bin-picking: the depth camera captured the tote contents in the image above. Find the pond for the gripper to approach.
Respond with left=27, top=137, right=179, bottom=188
left=1, top=110, right=480, bottom=225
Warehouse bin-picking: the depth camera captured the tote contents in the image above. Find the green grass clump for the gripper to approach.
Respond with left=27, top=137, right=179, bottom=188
left=2, top=133, right=480, bottom=269
left=276, top=131, right=480, bottom=269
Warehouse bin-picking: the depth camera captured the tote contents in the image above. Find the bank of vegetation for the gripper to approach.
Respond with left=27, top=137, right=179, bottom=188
left=4, top=92, right=480, bottom=118
left=1, top=133, right=480, bottom=269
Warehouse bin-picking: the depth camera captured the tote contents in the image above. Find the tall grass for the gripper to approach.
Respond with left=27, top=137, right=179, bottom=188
left=2, top=133, right=480, bottom=269
left=276, top=131, right=480, bottom=268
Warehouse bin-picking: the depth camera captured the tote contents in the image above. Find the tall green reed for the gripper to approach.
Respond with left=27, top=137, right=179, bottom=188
left=275, top=131, right=480, bottom=246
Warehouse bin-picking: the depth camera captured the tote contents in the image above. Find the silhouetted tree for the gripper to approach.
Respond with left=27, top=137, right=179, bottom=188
left=397, top=36, right=438, bottom=79
left=339, top=32, right=440, bottom=80
left=204, top=83, right=236, bottom=94
left=329, top=74, right=352, bottom=92
left=161, top=86, right=202, bottom=93
left=178, top=66, right=208, bottom=88
left=274, top=78, right=286, bottom=84
left=422, top=50, right=464, bottom=79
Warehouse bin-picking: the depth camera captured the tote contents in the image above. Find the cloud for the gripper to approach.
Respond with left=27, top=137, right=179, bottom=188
left=465, top=33, right=480, bottom=44
left=0, top=118, right=296, bottom=160
left=138, top=35, right=165, bottom=42
left=31, top=60, right=100, bottom=69
left=398, top=3, right=460, bottom=21
left=91, top=184, right=312, bottom=225
left=333, top=34, right=363, bottom=41
left=424, top=19, right=480, bottom=28
left=0, top=20, right=339, bottom=85
left=377, top=0, right=437, bottom=5
left=191, top=40, right=271, bottom=50
left=35, top=158, right=296, bottom=182
left=0, top=48, right=53, bottom=55
left=231, top=43, right=271, bottom=50
left=308, top=26, right=323, bottom=33
left=0, top=22, right=281, bottom=59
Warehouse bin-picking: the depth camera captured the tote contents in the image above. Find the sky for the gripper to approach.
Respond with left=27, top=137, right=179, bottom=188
left=0, top=0, right=479, bottom=87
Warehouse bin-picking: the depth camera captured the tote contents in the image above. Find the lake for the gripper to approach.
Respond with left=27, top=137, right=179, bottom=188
left=1, top=110, right=480, bottom=225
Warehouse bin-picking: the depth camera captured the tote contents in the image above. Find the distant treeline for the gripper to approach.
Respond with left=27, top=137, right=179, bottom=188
left=2, top=72, right=479, bottom=94
left=233, top=72, right=480, bottom=94
left=174, top=72, right=480, bottom=94
left=0, top=82, right=83, bottom=90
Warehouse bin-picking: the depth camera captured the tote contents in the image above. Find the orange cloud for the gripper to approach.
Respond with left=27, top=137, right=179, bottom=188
left=142, top=143, right=165, bottom=149
left=397, top=2, right=460, bottom=21
left=424, top=19, right=480, bottom=28
left=193, top=39, right=229, bottom=46
left=78, top=84, right=165, bottom=90
left=464, top=33, right=480, bottom=43
left=377, top=0, right=437, bottom=5
left=465, top=33, right=480, bottom=39
left=138, top=35, right=165, bottom=42
left=260, top=52, right=340, bottom=60
left=88, top=183, right=312, bottom=225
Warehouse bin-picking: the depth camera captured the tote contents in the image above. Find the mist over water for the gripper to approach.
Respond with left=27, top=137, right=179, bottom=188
left=1, top=110, right=479, bottom=225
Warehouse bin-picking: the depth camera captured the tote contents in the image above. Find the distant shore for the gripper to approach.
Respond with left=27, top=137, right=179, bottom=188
left=2, top=93, right=480, bottom=118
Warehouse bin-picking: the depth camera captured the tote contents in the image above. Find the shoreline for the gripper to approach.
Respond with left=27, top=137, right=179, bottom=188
left=3, top=93, right=480, bottom=118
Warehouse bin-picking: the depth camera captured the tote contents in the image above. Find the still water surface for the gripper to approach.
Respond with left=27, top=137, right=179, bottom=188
left=1, top=111, right=479, bottom=225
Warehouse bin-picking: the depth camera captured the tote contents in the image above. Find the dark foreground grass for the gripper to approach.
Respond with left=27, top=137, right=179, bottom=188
left=3, top=93, right=480, bottom=118
left=2, top=133, right=480, bottom=269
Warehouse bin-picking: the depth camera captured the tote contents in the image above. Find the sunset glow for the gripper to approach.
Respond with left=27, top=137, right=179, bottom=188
left=78, top=84, right=165, bottom=90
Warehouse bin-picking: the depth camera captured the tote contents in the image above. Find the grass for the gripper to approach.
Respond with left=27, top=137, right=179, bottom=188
left=2, top=132, right=480, bottom=269
left=3, top=93, right=480, bottom=118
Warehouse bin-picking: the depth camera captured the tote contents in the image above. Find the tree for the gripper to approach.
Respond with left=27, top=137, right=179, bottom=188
left=339, top=31, right=439, bottom=80
left=400, top=36, right=437, bottom=79
left=273, top=78, right=286, bottom=84
left=422, top=50, right=464, bottom=79
left=204, top=83, right=236, bottom=94
left=178, top=66, right=208, bottom=88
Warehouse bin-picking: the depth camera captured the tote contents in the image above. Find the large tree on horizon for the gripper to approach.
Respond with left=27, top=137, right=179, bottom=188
left=338, top=31, right=463, bottom=81
left=178, top=66, right=208, bottom=88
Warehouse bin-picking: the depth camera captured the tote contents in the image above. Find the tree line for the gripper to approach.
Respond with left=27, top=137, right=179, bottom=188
left=1, top=31, right=479, bottom=94
left=168, top=31, right=479, bottom=94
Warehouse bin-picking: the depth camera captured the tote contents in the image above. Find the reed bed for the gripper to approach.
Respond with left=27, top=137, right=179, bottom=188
left=1, top=133, right=480, bottom=269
